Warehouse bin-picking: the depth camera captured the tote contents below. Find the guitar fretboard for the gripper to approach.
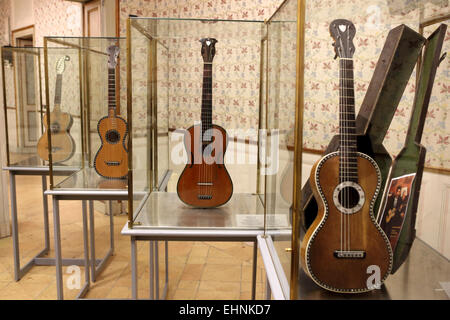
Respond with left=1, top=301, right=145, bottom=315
left=54, top=74, right=63, bottom=107
left=201, top=63, right=213, bottom=142
left=339, top=59, right=357, bottom=183
left=108, top=68, right=116, bottom=116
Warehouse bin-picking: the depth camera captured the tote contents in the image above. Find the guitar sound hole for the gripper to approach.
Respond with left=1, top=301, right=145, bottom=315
left=338, top=186, right=360, bottom=209
left=50, top=122, right=60, bottom=134
left=105, top=130, right=120, bottom=144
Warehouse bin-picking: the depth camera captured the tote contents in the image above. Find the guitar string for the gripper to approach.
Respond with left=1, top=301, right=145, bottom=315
left=339, top=55, right=345, bottom=252
left=343, top=58, right=351, bottom=252
left=344, top=57, right=356, bottom=252
left=339, top=55, right=344, bottom=253
left=342, top=58, right=348, bottom=252
left=342, top=60, right=350, bottom=251
left=204, top=64, right=213, bottom=198
left=345, top=58, right=350, bottom=252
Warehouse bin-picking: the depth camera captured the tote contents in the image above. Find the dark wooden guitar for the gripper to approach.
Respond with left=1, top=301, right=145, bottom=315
left=177, top=38, right=233, bottom=208
left=93, top=45, right=128, bottom=179
left=37, top=55, right=75, bottom=163
left=300, top=20, right=392, bottom=293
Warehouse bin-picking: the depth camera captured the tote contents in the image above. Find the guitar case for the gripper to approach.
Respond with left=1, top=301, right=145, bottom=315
left=301, top=25, right=426, bottom=231
left=379, top=24, right=447, bottom=274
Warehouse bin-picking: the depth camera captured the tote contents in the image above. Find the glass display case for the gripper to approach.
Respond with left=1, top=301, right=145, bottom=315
left=1, top=46, right=45, bottom=167
left=125, top=1, right=302, bottom=299
left=127, top=16, right=271, bottom=228
left=44, top=37, right=128, bottom=192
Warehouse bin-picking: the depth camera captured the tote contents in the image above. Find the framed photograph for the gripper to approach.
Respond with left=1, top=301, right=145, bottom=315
left=379, top=173, right=416, bottom=252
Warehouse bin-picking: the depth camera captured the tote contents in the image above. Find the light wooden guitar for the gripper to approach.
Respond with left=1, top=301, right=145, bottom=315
left=300, top=20, right=392, bottom=293
left=93, top=45, right=128, bottom=179
left=37, top=56, right=75, bottom=163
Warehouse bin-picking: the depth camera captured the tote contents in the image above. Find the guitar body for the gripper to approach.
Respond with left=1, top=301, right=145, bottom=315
left=301, top=152, right=392, bottom=293
left=94, top=115, right=128, bottom=179
left=177, top=124, right=233, bottom=208
left=37, top=110, right=75, bottom=163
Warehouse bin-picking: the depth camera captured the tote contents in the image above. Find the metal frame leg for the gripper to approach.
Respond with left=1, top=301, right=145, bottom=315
left=75, top=200, right=91, bottom=299
left=89, top=200, right=96, bottom=282
left=9, top=172, right=20, bottom=281
left=164, top=241, right=168, bottom=299
left=252, top=239, right=258, bottom=300
left=9, top=172, right=85, bottom=282
left=147, top=241, right=169, bottom=300
left=53, top=198, right=91, bottom=300
left=42, top=175, right=50, bottom=253
left=149, top=241, right=154, bottom=300
left=109, top=200, right=114, bottom=252
left=155, top=241, right=159, bottom=300
left=52, top=197, right=63, bottom=300
left=89, top=200, right=114, bottom=282
left=131, top=237, right=138, bottom=300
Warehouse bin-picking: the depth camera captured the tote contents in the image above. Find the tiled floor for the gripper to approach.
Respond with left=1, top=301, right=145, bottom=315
left=0, top=175, right=267, bottom=300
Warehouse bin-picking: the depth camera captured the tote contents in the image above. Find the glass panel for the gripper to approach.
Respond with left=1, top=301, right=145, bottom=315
left=44, top=37, right=128, bottom=191
left=128, top=17, right=266, bottom=228
left=264, top=0, right=298, bottom=298
left=1, top=47, right=44, bottom=167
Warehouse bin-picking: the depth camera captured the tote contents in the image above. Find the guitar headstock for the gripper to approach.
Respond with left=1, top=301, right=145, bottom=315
left=330, top=19, right=356, bottom=59
left=55, top=56, right=70, bottom=75
left=200, top=38, right=218, bottom=63
left=107, top=45, right=120, bottom=69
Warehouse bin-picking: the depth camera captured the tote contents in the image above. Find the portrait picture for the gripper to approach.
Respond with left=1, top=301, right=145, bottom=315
left=379, top=173, right=416, bottom=252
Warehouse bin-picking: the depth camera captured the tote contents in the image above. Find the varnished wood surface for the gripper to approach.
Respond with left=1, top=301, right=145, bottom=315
left=177, top=124, right=233, bottom=208
left=94, top=115, right=128, bottom=179
left=37, top=111, right=75, bottom=163
left=301, top=153, right=392, bottom=292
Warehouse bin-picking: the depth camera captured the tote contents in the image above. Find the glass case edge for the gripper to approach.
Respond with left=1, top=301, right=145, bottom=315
left=289, top=0, right=306, bottom=300
left=127, top=17, right=134, bottom=229
left=1, top=47, right=11, bottom=166
left=43, top=38, right=54, bottom=188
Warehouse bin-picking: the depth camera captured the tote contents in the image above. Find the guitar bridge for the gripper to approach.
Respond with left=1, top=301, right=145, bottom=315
left=197, top=182, right=213, bottom=186
left=334, top=250, right=366, bottom=259
left=197, top=195, right=212, bottom=200
left=105, top=161, right=121, bottom=166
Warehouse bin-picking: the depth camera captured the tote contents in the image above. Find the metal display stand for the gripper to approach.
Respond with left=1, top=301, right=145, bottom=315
left=44, top=167, right=127, bottom=300
left=3, top=157, right=79, bottom=282
left=122, top=192, right=268, bottom=300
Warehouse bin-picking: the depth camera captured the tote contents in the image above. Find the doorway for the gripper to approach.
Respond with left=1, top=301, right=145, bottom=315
left=12, top=26, right=39, bottom=152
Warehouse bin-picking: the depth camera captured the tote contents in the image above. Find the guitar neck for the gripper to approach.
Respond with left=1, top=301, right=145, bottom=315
left=339, top=58, right=357, bottom=182
left=54, top=74, right=63, bottom=111
left=108, top=68, right=116, bottom=117
left=201, top=63, right=213, bottom=141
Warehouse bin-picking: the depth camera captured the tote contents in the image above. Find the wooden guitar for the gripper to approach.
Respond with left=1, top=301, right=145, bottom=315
left=93, top=45, right=128, bottom=179
left=300, top=20, right=392, bottom=293
left=177, top=38, right=233, bottom=208
left=37, top=55, right=75, bottom=163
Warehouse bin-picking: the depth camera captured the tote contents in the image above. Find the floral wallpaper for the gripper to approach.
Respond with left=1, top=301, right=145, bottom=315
left=0, top=0, right=11, bottom=46
left=33, top=0, right=83, bottom=47
left=121, top=0, right=285, bottom=137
